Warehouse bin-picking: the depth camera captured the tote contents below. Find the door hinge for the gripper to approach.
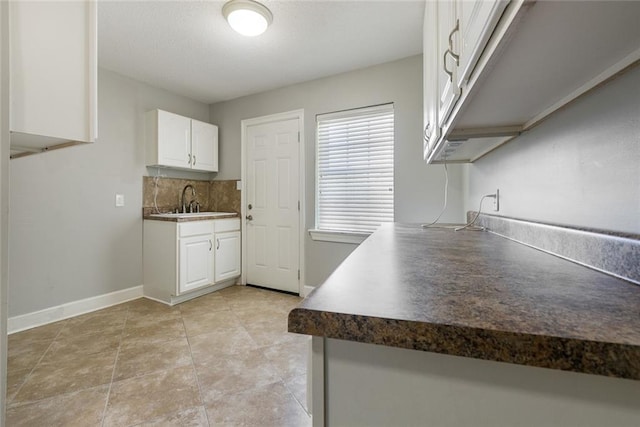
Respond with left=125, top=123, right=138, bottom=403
left=298, top=200, right=300, bottom=211
left=297, top=131, right=300, bottom=143
left=298, top=269, right=300, bottom=280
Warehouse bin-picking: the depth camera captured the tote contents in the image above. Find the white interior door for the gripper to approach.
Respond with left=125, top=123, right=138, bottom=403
left=246, top=118, right=300, bottom=293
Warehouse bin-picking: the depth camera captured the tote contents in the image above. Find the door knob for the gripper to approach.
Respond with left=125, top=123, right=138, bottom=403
left=248, top=204, right=253, bottom=210
left=246, top=215, right=253, bottom=221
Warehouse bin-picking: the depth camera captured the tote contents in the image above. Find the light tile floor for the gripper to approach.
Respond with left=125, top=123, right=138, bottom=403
left=6, top=285, right=311, bottom=426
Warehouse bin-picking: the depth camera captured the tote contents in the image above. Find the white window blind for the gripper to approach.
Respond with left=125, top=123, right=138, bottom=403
left=316, top=104, right=394, bottom=233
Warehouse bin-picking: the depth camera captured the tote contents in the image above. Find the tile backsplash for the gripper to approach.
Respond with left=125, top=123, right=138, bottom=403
left=142, top=177, right=240, bottom=215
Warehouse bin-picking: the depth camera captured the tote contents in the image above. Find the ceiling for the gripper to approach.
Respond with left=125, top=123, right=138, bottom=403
left=98, top=0, right=425, bottom=105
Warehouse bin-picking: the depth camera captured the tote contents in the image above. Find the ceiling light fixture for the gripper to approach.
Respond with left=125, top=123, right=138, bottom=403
left=222, top=0, right=273, bottom=37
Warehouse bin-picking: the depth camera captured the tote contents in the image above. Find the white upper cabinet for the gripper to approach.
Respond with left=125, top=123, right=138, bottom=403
left=437, top=0, right=461, bottom=129
left=422, top=0, right=440, bottom=159
left=425, top=0, right=506, bottom=163
left=155, top=110, right=192, bottom=169
left=456, top=0, right=509, bottom=89
left=146, top=109, right=219, bottom=173
left=10, top=0, right=97, bottom=158
left=423, top=0, right=640, bottom=163
left=191, top=118, right=219, bottom=172
left=435, top=0, right=509, bottom=130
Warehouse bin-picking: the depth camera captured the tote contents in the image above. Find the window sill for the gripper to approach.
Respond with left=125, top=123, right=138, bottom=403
left=308, top=229, right=370, bottom=244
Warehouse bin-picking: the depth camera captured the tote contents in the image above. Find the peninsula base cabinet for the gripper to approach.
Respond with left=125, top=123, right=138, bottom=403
left=143, top=218, right=240, bottom=305
left=310, top=337, right=640, bottom=426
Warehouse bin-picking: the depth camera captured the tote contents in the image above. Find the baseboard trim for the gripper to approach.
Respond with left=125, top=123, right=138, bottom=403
left=8, top=285, right=144, bottom=334
left=144, top=280, right=237, bottom=306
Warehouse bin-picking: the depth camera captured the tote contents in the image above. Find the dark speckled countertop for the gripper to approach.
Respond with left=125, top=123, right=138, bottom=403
left=142, top=212, right=238, bottom=222
left=288, top=223, right=640, bottom=380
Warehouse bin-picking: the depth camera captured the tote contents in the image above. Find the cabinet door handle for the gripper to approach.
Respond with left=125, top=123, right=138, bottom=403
left=423, top=123, right=431, bottom=141
left=448, top=19, right=460, bottom=52
left=443, top=47, right=460, bottom=82
left=216, top=238, right=220, bottom=250
left=193, top=155, right=196, bottom=166
left=188, top=153, right=192, bottom=165
left=209, top=240, right=212, bottom=251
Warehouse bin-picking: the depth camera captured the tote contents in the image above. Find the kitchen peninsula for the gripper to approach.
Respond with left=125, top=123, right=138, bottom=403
left=289, top=223, right=640, bottom=426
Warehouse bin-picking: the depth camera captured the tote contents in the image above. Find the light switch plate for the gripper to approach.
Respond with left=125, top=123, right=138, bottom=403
left=115, top=194, right=125, bottom=207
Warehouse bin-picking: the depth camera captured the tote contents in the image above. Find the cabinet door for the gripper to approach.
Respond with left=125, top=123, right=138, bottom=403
left=191, top=119, right=219, bottom=172
left=157, top=110, right=192, bottom=169
left=437, top=0, right=461, bottom=128
left=214, top=231, right=240, bottom=283
left=456, top=0, right=508, bottom=88
left=10, top=0, right=97, bottom=143
left=423, top=0, right=441, bottom=161
left=179, top=234, right=213, bottom=294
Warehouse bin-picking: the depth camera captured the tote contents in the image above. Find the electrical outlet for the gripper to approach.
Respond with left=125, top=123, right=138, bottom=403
left=115, top=194, right=125, bottom=207
left=493, top=189, right=500, bottom=211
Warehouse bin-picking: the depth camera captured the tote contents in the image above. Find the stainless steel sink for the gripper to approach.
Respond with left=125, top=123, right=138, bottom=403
left=149, top=212, right=236, bottom=219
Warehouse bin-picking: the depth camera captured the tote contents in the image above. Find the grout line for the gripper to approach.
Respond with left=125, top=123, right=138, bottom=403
left=7, top=319, right=71, bottom=407
left=283, top=377, right=312, bottom=419
left=99, top=305, right=130, bottom=427
left=182, top=309, right=212, bottom=427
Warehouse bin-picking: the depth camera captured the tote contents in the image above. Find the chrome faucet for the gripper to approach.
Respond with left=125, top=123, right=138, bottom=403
left=181, top=185, right=196, bottom=213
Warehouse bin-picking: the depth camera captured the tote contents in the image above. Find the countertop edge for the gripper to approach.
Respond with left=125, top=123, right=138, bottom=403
left=288, top=308, right=640, bottom=380
left=143, top=214, right=239, bottom=222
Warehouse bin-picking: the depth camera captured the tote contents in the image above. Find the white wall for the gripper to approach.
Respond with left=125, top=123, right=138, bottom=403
left=210, top=55, right=465, bottom=287
left=467, top=65, right=640, bottom=234
left=8, top=68, right=210, bottom=317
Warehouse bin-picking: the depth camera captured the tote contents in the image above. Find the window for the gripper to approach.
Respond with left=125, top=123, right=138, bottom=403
left=312, top=104, right=394, bottom=243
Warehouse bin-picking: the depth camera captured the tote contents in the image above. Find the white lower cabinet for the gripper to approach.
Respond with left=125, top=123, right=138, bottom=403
left=143, top=218, right=241, bottom=305
left=179, top=233, right=214, bottom=294
left=214, top=219, right=241, bottom=283
left=215, top=231, right=241, bottom=282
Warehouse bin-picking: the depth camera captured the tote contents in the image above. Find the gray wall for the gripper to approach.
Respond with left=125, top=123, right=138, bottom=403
left=467, top=65, right=640, bottom=234
left=8, top=68, right=210, bottom=317
left=210, top=55, right=465, bottom=287
left=1, top=0, right=10, bottom=418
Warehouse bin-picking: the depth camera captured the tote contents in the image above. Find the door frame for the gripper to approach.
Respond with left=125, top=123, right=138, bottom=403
left=240, top=109, right=305, bottom=295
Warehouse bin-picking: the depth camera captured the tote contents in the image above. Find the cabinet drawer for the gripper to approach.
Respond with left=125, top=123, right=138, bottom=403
left=214, top=218, right=240, bottom=233
left=179, top=221, right=213, bottom=237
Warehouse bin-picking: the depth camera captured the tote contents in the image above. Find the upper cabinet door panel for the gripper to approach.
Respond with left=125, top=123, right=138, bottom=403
left=10, top=0, right=97, bottom=143
left=437, top=0, right=461, bottom=128
left=423, top=0, right=440, bottom=160
left=157, top=110, right=192, bottom=169
left=191, top=119, right=219, bottom=172
left=456, top=0, right=509, bottom=88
